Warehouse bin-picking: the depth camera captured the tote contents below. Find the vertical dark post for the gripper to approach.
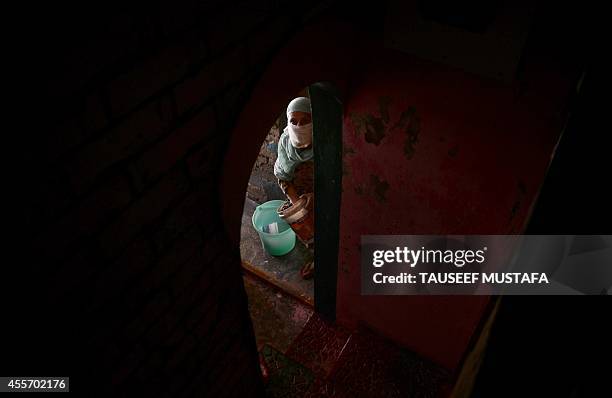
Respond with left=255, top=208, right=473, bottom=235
left=309, top=82, right=342, bottom=321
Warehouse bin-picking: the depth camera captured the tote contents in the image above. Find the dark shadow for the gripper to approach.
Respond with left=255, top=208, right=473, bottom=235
left=309, top=82, right=343, bottom=321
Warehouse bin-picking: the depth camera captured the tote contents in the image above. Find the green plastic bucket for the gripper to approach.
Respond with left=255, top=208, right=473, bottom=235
left=252, top=200, right=296, bottom=256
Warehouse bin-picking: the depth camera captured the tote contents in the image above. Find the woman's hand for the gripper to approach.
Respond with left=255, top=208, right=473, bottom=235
left=286, top=185, right=300, bottom=204
left=277, top=178, right=300, bottom=204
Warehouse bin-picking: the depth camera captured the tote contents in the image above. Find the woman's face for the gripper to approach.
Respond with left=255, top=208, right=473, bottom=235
left=289, top=111, right=312, bottom=127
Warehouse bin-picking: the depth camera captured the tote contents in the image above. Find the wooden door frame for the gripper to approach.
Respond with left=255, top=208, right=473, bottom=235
left=309, top=82, right=343, bottom=321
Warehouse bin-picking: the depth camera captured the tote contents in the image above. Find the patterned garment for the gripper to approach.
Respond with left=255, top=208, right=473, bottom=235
left=277, top=159, right=314, bottom=199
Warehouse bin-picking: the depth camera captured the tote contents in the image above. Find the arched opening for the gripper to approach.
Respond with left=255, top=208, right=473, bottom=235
left=240, top=87, right=315, bottom=308
left=238, top=81, right=343, bottom=356
left=238, top=83, right=342, bottom=308
left=217, top=18, right=354, bottom=393
left=224, top=77, right=343, bottom=393
left=218, top=15, right=351, bottom=317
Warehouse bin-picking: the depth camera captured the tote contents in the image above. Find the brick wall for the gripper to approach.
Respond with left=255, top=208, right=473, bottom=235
left=246, top=115, right=284, bottom=203
left=10, top=1, right=332, bottom=396
left=254, top=117, right=283, bottom=176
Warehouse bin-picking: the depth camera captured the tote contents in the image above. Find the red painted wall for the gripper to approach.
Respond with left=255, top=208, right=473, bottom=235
left=222, top=12, right=576, bottom=374
left=336, top=38, right=574, bottom=371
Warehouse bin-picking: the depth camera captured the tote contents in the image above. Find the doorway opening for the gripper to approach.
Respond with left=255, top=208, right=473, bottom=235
left=240, top=87, right=315, bottom=306
left=239, top=82, right=343, bottom=318
left=238, top=83, right=344, bottom=392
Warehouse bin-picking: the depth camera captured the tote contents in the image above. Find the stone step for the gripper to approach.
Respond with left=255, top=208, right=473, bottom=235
left=304, top=326, right=453, bottom=397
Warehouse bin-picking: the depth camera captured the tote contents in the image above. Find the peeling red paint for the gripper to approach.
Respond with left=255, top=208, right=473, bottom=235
left=337, top=39, right=574, bottom=371
left=370, top=174, right=389, bottom=203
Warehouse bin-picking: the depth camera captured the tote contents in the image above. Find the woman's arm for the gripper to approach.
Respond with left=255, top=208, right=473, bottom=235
left=277, top=178, right=300, bottom=204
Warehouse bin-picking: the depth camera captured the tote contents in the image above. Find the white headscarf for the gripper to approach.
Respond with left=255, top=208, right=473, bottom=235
left=286, top=97, right=312, bottom=148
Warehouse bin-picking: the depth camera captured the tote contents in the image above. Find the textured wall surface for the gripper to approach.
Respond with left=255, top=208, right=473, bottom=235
left=247, top=117, right=283, bottom=204
left=10, top=1, right=333, bottom=396
left=336, top=36, right=576, bottom=371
